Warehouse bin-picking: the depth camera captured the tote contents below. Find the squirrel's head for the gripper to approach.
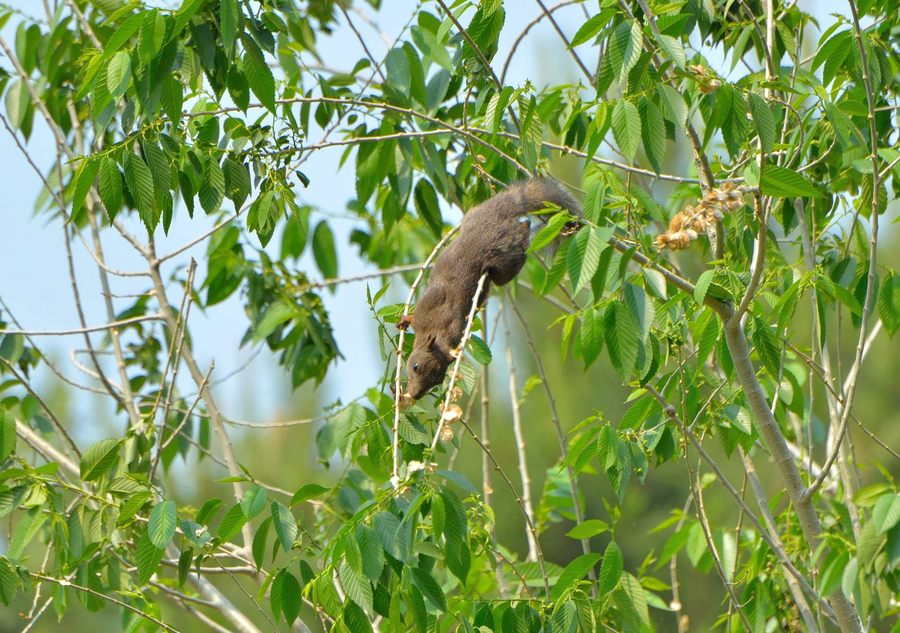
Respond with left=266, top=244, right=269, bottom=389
left=405, top=333, right=453, bottom=400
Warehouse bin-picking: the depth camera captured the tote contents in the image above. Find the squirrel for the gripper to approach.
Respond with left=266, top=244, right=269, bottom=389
left=399, top=178, right=581, bottom=400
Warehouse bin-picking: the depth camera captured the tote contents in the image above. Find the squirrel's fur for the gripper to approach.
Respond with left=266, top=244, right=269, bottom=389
left=401, top=178, right=581, bottom=399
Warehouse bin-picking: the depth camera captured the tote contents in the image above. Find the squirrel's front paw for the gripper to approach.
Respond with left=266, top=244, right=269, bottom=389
left=397, top=315, right=413, bottom=330
left=449, top=345, right=462, bottom=359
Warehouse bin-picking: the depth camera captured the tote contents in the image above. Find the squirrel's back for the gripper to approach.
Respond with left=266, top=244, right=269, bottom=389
left=458, top=178, right=580, bottom=233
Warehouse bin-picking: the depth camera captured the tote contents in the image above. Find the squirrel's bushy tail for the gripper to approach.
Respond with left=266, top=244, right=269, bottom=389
left=514, top=177, right=583, bottom=258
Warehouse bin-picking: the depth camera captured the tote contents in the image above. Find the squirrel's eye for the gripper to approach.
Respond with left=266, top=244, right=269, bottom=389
left=412, top=363, right=419, bottom=372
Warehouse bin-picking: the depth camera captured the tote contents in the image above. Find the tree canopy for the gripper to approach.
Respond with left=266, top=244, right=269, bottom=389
left=0, top=0, right=898, bottom=632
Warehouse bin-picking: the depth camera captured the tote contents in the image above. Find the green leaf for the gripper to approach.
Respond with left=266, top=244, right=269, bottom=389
left=760, top=164, right=824, bottom=198
left=878, top=272, right=899, bottom=336
left=605, top=302, right=638, bottom=378
left=199, top=157, right=225, bottom=214
left=0, top=556, right=19, bottom=605
left=567, top=227, right=603, bottom=293
left=80, top=438, right=121, bottom=481
left=638, top=97, right=665, bottom=174
left=355, top=525, right=385, bottom=581
left=148, top=501, right=177, bottom=549
left=223, top=156, right=251, bottom=210
left=529, top=211, right=571, bottom=252
left=467, top=335, right=492, bottom=365
left=0, top=333, right=23, bottom=365
left=339, top=560, right=373, bottom=613
left=241, top=485, right=268, bottom=519
left=312, top=221, right=338, bottom=279
left=220, top=0, right=239, bottom=55
left=612, top=99, right=641, bottom=162
left=277, top=569, right=302, bottom=623
left=873, top=494, right=900, bottom=534
left=136, top=530, right=164, bottom=585
left=411, top=567, right=446, bottom=612
left=5, top=80, right=30, bottom=129
left=413, top=178, right=442, bottom=238
left=8, top=507, right=47, bottom=560
left=657, top=34, right=685, bottom=68
left=123, top=153, right=157, bottom=230
left=385, top=47, right=411, bottom=98
left=242, top=36, right=275, bottom=112
left=570, top=13, right=608, bottom=47
left=252, top=300, right=297, bottom=342
left=748, top=93, right=776, bottom=154
left=290, top=483, right=329, bottom=506
left=69, top=158, right=100, bottom=219
left=551, top=553, right=601, bottom=601
left=550, top=600, right=578, bottom=633
left=106, top=50, right=131, bottom=97
left=694, top=269, right=714, bottom=305
left=566, top=519, right=609, bottom=539
left=217, top=503, right=246, bottom=541
left=598, top=540, right=624, bottom=594
left=608, top=20, right=642, bottom=84
left=98, top=157, right=123, bottom=221
left=271, top=501, right=297, bottom=552
left=0, top=408, right=14, bottom=462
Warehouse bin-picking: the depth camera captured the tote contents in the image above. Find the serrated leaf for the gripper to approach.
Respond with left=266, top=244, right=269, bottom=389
left=551, top=600, right=578, bottom=633
left=566, top=519, right=609, bottom=539
left=80, top=438, right=121, bottom=481
left=638, top=97, right=665, bottom=174
left=148, top=501, right=177, bottom=549
left=199, top=157, right=225, bottom=214
left=123, top=153, right=157, bottom=230
left=98, top=157, right=123, bottom=221
left=551, top=553, right=601, bottom=601
left=242, top=37, right=275, bottom=112
left=217, top=503, right=246, bottom=542
left=748, top=93, right=776, bottom=155
left=241, top=485, right=268, bottom=519
left=598, top=541, right=623, bottom=594
left=271, top=501, right=297, bottom=552
left=106, top=50, right=131, bottom=97
left=467, top=335, right=492, bottom=365
left=605, top=302, right=638, bottom=378
left=291, top=483, right=329, bottom=506
left=5, top=80, right=30, bottom=129
left=567, top=227, right=603, bottom=293
left=0, top=334, right=23, bottom=365
left=223, top=156, right=250, bottom=210
left=609, top=20, right=642, bottom=84
left=136, top=530, right=164, bottom=585
left=571, top=13, right=608, bottom=47
left=7, top=508, right=47, bottom=560
left=0, top=556, right=20, bottom=605
left=220, top=0, right=239, bottom=54
left=410, top=567, right=446, bottom=612
left=760, top=164, right=824, bottom=198
left=0, top=409, right=14, bottom=462
left=873, top=494, right=900, bottom=534
left=657, top=34, right=685, bottom=68
left=878, top=272, right=899, bottom=336
left=385, top=47, right=411, bottom=98
left=312, top=221, right=338, bottom=279
left=612, top=99, right=641, bottom=162
left=339, top=559, right=373, bottom=613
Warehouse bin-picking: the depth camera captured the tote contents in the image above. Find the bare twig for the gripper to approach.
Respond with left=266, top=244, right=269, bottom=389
left=0, top=314, right=164, bottom=336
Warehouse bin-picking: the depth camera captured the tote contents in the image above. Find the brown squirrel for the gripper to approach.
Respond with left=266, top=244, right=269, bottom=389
left=399, top=178, right=581, bottom=399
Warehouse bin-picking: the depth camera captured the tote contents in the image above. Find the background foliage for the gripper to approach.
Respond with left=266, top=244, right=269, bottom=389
left=0, top=0, right=898, bottom=631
